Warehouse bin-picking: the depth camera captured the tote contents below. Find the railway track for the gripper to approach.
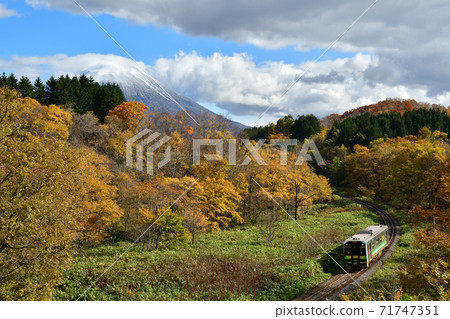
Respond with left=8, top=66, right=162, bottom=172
left=295, top=194, right=400, bottom=301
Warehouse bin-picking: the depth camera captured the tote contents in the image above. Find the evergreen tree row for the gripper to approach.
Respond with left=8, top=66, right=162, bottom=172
left=326, top=108, right=450, bottom=148
left=0, top=72, right=126, bottom=121
left=245, top=114, right=322, bottom=141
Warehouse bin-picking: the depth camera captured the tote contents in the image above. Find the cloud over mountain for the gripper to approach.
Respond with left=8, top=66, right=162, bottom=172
left=3, top=52, right=448, bottom=126
left=22, top=0, right=450, bottom=124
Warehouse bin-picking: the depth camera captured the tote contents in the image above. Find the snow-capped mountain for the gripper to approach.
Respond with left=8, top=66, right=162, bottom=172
left=119, top=70, right=214, bottom=116
left=82, top=61, right=247, bottom=129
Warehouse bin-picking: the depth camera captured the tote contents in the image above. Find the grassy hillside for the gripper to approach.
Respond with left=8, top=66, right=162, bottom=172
left=54, top=196, right=379, bottom=301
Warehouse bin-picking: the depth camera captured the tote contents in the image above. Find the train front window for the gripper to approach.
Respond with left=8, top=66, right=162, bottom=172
left=345, top=242, right=365, bottom=255
left=344, top=244, right=352, bottom=255
left=357, top=244, right=365, bottom=255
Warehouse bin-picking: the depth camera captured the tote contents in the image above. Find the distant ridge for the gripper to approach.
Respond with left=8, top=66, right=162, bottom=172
left=341, top=98, right=447, bottom=118
left=322, top=98, right=449, bottom=127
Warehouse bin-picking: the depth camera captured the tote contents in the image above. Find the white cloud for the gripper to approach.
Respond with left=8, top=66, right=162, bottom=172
left=0, top=53, right=146, bottom=81
left=0, top=3, right=19, bottom=18
left=25, top=0, right=450, bottom=51
left=149, top=51, right=441, bottom=123
left=24, top=0, right=450, bottom=109
left=2, top=52, right=446, bottom=126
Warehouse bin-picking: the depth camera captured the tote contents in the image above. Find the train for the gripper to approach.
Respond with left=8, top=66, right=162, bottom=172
left=343, top=225, right=389, bottom=269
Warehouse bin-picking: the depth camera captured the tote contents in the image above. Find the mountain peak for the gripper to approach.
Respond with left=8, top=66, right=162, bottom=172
left=80, top=56, right=246, bottom=129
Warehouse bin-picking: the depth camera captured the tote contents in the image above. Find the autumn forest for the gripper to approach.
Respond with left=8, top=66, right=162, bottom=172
left=0, top=75, right=449, bottom=301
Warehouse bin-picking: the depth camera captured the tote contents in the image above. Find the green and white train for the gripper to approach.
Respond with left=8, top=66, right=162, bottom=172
left=343, top=225, right=389, bottom=269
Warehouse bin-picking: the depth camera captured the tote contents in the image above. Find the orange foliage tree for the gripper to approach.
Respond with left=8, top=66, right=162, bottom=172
left=107, top=101, right=149, bottom=130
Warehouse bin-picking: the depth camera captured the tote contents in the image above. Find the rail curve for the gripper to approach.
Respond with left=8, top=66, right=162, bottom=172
left=294, top=194, right=401, bottom=301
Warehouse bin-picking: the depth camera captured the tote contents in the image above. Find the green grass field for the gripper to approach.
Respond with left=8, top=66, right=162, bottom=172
left=54, top=195, right=380, bottom=301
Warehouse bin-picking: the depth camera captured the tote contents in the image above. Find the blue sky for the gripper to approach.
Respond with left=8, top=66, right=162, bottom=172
left=1, top=1, right=354, bottom=65
left=1, top=1, right=449, bottom=125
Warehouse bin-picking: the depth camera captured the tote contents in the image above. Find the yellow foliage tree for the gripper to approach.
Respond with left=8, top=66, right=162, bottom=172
left=193, top=160, right=243, bottom=228
left=384, top=139, right=446, bottom=207
left=164, top=176, right=209, bottom=243
left=345, top=137, right=446, bottom=206
left=0, top=88, right=81, bottom=300
left=76, top=149, right=124, bottom=245
left=136, top=208, right=191, bottom=250
left=252, top=148, right=332, bottom=219
left=0, top=88, right=123, bottom=299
